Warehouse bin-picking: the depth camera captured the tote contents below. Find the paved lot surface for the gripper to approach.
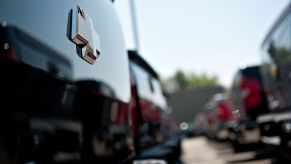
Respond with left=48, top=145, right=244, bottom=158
left=180, top=137, right=273, bottom=164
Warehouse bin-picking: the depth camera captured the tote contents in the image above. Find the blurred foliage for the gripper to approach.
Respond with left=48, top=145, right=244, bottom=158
left=161, top=69, right=220, bottom=93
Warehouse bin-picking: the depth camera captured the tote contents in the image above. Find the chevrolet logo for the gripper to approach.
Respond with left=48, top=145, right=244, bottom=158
left=68, top=6, right=101, bottom=64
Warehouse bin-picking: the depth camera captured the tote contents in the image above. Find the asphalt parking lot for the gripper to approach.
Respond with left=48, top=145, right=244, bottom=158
left=180, top=136, right=274, bottom=164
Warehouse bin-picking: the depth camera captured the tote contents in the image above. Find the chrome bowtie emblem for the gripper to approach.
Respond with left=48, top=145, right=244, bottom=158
left=68, top=6, right=101, bottom=64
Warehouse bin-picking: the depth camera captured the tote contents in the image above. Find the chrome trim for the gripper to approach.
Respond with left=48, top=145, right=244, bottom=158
left=257, top=114, right=275, bottom=123
left=261, top=136, right=281, bottom=145
left=133, top=159, right=167, bottom=164
left=257, top=112, right=291, bottom=123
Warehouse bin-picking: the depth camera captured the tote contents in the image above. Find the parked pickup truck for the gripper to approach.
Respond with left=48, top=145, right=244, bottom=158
left=257, top=2, right=291, bottom=160
left=228, top=66, right=268, bottom=151
left=128, top=51, right=181, bottom=163
left=205, top=93, right=232, bottom=141
left=0, top=0, right=133, bottom=163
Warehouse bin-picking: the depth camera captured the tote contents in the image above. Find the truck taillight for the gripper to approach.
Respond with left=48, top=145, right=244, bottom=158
left=207, top=110, right=216, bottom=125
left=218, top=102, right=231, bottom=121
left=129, top=80, right=139, bottom=136
left=239, top=76, right=263, bottom=111
left=1, top=43, right=19, bottom=62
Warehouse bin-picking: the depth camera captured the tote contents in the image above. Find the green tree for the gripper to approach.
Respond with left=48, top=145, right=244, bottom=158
left=161, top=69, right=220, bottom=93
left=188, top=72, right=218, bottom=89
left=173, top=70, right=188, bottom=90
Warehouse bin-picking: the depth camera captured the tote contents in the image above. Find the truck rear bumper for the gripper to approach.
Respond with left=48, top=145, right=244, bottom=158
left=257, top=111, right=291, bottom=147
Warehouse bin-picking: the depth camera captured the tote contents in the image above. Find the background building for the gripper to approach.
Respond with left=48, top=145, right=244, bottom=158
left=169, top=86, right=224, bottom=124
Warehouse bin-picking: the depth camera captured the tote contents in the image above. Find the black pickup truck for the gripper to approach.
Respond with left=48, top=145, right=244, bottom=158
left=257, top=2, right=291, bottom=160
left=128, top=51, right=181, bottom=163
left=0, top=0, right=133, bottom=163
left=228, top=66, right=268, bottom=151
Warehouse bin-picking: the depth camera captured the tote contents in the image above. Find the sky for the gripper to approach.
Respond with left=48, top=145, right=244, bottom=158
left=114, top=0, right=290, bottom=87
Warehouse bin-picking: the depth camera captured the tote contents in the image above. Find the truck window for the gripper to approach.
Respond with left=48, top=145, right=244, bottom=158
left=268, top=12, right=291, bottom=66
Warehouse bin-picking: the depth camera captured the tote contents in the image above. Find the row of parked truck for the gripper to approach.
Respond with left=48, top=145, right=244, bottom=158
left=0, top=0, right=181, bottom=164
left=195, top=2, right=291, bottom=160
